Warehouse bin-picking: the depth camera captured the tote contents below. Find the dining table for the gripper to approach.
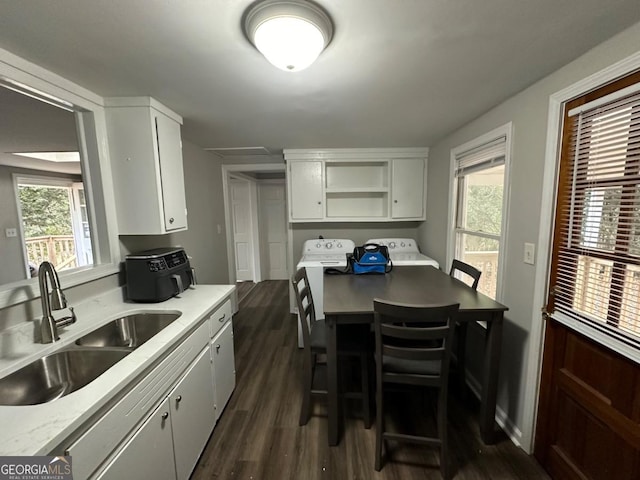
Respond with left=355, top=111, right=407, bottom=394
left=323, top=265, right=509, bottom=446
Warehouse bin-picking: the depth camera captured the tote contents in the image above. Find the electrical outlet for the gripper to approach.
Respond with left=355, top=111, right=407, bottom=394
left=524, top=242, right=535, bottom=265
left=5, top=228, right=17, bottom=238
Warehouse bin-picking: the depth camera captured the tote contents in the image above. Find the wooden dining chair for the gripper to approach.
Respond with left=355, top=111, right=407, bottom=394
left=449, top=259, right=482, bottom=393
left=373, top=299, right=459, bottom=478
left=291, top=268, right=372, bottom=428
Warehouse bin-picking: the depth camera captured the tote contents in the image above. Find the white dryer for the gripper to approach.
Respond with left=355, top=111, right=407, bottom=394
left=295, top=238, right=355, bottom=347
left=365, top=238, right=439, bottom=268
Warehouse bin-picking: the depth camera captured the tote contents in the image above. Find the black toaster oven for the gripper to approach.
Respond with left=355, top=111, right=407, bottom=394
left=125, top=247, right=195, bottom=302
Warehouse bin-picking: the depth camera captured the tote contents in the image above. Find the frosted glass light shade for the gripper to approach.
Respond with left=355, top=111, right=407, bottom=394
left=244, top=0, right=333, bottom=72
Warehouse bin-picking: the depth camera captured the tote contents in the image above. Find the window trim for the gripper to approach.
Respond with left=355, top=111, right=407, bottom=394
left=547, top=70, right=640, bottom=347
left=0, top=47, right=120, bottom=308
left=447, top=122, right=513, bottom=303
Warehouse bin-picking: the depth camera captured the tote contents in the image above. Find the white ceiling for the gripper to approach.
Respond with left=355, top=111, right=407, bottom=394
left=0, top=0, right=639, bottom=154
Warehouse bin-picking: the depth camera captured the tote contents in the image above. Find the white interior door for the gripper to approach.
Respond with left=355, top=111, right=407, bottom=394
left=259, top=182, right=288, bottom=280
left=231, top=178, right=254, bottom=281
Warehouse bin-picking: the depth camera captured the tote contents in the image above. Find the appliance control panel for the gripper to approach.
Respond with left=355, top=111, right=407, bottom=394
left=302, top=239, right=355, bottom=255
left=366, top=238, right=420, bottom=253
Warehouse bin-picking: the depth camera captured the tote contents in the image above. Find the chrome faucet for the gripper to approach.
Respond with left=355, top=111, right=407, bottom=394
left=39, top=261, right=76, bottom=343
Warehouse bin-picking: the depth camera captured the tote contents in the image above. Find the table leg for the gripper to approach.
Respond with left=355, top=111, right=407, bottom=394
left=480, top=312, right=504, bottom=444
left=326, top=315, right=340, bottom=446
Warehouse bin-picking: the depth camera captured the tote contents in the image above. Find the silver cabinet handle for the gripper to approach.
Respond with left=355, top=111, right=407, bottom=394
left=169, top=217, right=175, bottom=224
left=218, top=313, right=226, bottom=323
left=161, top=412, right=169, bottom=420
left=394, top=199, right=398, bottom=203
left=317, top=201, right=321, bottom=205
left=216, top=344, right=221, bottom=354
left=176, top=395, right=182, bottom=403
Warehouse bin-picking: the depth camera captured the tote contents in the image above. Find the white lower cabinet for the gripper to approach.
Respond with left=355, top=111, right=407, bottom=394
left=96, top=399, right=176, bottom=480
left=170, top=347, right=216, bottom=479
left=212, top=321, right=236, bottom=421
left=97, top=347, right=214, bottom=480
left=64, top=297, right=236, bottom=480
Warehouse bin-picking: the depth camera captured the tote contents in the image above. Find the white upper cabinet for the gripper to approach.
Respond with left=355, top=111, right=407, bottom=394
left=105, top=97, right=188, bottom=235
left=288, top=160, right=323, bottom=220
left=284, top=148, right=428, bottom=222
left=391, top=157, right=425, bottom=219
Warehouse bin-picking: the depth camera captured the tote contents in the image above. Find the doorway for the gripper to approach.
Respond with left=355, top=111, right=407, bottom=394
left=222, top=164, right=289, bottom=285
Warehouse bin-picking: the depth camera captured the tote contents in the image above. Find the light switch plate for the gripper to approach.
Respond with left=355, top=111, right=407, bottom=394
left=5, top=228, right=17, bottom=238
left=524, top=242, right=535, bottom=265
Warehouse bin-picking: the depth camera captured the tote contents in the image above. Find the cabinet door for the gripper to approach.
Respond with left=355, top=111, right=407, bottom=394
left=170, top=347, right=216, bottom=480
left=96, top=399, right=175, bottom=480
left=391, top=158, right=425, bottom=219
left=289, top=161, right=323, bottom=220
left=212, top=321, right=236, bottom=420
left=155, top=112, right=188, bottom=231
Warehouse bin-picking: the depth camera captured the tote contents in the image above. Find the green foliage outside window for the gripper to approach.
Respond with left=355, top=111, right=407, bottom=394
left=19, top=185, right=72, bottom=237
left=465, top=184, right=503, bottom=251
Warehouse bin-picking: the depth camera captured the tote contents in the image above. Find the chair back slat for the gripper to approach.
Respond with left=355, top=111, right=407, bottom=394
left=373, top=299, right=459, bottom=387
left=292, top=268, right=315, bottom=354
left=382, top=344, right=445, bottom=362
left=449, top=259, right=481, bottom=290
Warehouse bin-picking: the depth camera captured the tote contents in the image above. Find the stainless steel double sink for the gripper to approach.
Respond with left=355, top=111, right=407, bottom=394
left=0, top=312, right=181, bottom=406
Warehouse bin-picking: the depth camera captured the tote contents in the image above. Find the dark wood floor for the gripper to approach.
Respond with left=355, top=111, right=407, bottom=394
left=192, top=280, right=550, bottom=479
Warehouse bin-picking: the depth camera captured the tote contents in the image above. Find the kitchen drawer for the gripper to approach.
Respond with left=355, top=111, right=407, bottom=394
left=65, top=320, right=209, bottom=479
left=209, top=299, right=232, bottom=338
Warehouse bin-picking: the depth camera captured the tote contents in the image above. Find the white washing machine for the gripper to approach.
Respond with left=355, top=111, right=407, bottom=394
left=295, top=238, right=355, bottom=347
left=365, top=238, right=439, bottom=268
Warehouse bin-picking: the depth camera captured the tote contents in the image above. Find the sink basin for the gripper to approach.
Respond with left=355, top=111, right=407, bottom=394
left=75, top=312, right=181, bottom=349
left=0, top=349, right=130, bottom=406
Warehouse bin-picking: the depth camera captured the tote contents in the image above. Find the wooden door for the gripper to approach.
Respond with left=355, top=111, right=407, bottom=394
left=534, top=71, right=640, bottom=479
left=535, top=319, right=640, bottom=479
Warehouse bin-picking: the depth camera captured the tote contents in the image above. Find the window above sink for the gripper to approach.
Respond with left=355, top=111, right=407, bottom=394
left=0, top=46, right=120, bottom=309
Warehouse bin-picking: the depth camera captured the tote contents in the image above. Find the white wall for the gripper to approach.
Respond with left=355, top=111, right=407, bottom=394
left=419, top=21, right=640, bottom=451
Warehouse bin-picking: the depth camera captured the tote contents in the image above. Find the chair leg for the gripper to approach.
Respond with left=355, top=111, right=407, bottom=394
left=374, top=383, right=384, bottom=471
left=299, top=354, right=313, bottom=426
left=438, top=388, right=450, bottom=480
left=456, top=322, right=468, bottom=395
left=360, top=352, right=372, bottom=429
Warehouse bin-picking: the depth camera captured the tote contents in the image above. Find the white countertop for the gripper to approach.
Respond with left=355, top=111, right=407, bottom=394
left=0, top=284, right=235, bottom=456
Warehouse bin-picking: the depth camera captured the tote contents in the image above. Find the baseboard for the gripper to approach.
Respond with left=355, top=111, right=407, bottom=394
left=465, top=373, right=523, bottom=449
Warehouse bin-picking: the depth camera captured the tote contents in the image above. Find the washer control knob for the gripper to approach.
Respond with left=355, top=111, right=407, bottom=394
left=337, top=242, right=342, bottom=249
left=389, top=242, right=396, bottom=249
left=325, top=242, right=333, bottom=249
left=316, top=243, right=322, bottom=249
left=401, top=241, right=406, bottom=248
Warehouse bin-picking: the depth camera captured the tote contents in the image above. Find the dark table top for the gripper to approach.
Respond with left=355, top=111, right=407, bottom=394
left=323, top=265, right=508, bottom=317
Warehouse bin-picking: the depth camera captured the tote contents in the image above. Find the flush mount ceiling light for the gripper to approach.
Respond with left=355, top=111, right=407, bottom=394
left=243, top=0, right=333, bottom=72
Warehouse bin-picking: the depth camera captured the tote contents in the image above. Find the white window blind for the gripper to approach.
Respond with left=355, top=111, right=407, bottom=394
left=549, top=85, right=640, bottom=348
left=454, top=136, right=506, bottom=177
